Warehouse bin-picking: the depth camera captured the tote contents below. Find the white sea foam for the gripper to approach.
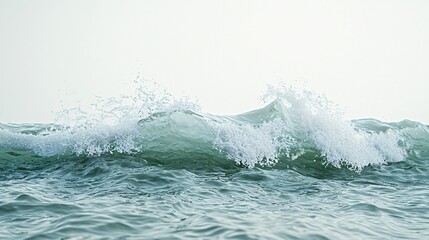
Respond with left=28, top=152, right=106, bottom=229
left=264, top=84, right=405, bottom=170
left=212, top=118, right=294, bottom=168
left=0, top=121, right=141, bottom=157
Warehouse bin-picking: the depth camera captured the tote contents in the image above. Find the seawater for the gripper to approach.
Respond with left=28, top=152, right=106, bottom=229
left=1, top=84, right=428, bottom=239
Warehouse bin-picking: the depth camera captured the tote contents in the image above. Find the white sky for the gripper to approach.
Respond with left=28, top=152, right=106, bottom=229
left=1, top=0, right=428, bottom=123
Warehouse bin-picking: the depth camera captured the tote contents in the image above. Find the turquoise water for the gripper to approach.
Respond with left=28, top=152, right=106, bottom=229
left=1, top=86, right=428, bottom=239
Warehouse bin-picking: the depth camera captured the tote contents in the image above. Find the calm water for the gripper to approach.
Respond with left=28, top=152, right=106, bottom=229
left=1, top=87, right=428, bottom=239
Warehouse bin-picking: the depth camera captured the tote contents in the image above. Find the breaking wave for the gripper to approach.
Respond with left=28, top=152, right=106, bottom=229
left=1, top=82, right=427, bottom=171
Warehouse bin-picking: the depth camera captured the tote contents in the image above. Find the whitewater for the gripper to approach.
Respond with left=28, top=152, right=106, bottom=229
left=1, top=83, right=428, bottom=239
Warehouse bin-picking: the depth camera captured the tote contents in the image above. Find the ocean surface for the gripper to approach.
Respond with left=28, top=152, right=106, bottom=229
left=1, top=85, right=428, bottom=239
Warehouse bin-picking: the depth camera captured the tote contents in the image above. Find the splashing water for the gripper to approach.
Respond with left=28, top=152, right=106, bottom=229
left=262, top=84, right=405, bottom=170
left=0, top=81, right=409, bottom=171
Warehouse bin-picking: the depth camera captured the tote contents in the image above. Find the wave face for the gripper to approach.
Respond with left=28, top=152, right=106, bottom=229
left=1, top=83, right=429, bottom=239
left=0, top=84, right=423, bottom=170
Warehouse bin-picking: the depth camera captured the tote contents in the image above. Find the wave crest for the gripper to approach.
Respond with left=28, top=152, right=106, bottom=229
left=0, top=83, right=419, bottom=171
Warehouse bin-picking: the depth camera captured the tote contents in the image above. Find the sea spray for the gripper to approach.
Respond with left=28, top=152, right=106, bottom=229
left=262, top=84, right=405, bottom=170
left=212, top=117, right=295, bottom=168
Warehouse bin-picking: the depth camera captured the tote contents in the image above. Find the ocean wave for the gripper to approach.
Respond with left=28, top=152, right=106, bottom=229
left=1, top=83, right=427, bottom=171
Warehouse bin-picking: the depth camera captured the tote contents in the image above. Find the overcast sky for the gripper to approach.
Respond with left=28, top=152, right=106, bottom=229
left=1, top=0, right=428, bottom=123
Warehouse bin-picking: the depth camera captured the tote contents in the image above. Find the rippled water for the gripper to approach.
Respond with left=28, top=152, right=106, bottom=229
left=1, top=152, right=428, bottom=239
left=1, top=84, right=428, bottom=239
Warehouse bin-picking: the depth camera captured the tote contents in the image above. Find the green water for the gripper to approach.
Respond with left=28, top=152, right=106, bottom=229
left=1, top=152, right=428, bottom=239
